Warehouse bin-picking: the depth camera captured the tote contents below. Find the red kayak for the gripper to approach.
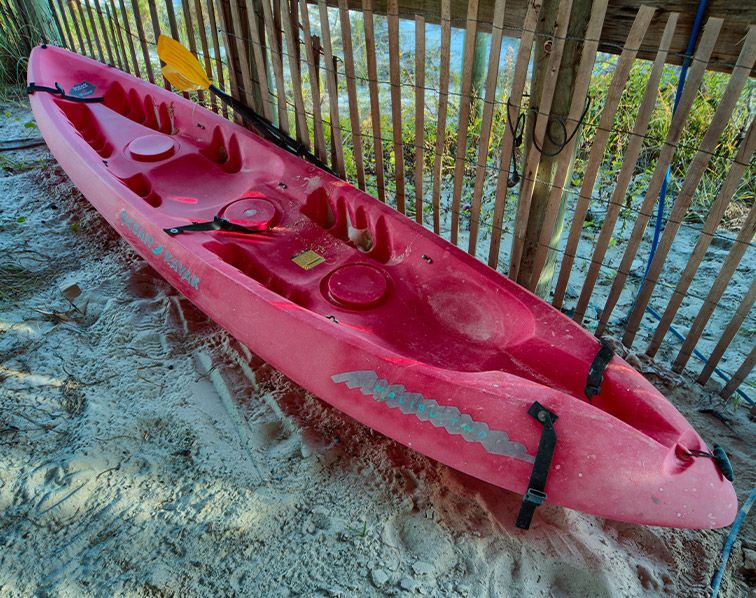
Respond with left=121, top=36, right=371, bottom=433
left=28, top=45, right=737, bottom=529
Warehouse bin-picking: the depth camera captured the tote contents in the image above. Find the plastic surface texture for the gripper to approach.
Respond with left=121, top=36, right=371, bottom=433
left=28, top=46, right=737, bottom=529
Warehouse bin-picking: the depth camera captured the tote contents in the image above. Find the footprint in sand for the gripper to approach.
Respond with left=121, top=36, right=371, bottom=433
left=386, top=512, right=456, bottom=575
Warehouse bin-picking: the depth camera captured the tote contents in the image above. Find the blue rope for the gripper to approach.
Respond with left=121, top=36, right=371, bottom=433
left=642, top=0, right=710, bottom=284
left=710, top=488, right=756, bottom=597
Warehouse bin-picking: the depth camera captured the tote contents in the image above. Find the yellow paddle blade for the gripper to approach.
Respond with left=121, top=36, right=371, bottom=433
left=157, top=34, right=211, bottom=92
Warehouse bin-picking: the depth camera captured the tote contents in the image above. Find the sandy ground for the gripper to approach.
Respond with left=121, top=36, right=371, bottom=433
left=1, top=99, right=754, bottom=597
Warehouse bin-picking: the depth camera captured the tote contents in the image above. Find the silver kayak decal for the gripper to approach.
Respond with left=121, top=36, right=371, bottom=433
left=332, top=370, right=535, bottom=463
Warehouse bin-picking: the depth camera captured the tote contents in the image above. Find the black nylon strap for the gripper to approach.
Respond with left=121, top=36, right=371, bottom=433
left=585, top=338, right=614, bottom=401
left=516, top=401, right=558, bottom=530
left=164, top=216, right=269, bottom=236
left=26, top=82, right=104, bottom=103
left=209, top=85, right=337, bottom=177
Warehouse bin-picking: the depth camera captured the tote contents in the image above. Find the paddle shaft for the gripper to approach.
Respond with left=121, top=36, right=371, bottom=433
left=208, top=85, right=336, bottom=177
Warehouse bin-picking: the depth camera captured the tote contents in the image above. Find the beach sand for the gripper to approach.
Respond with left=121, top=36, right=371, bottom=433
left=0, top=100, right=754, bottom=597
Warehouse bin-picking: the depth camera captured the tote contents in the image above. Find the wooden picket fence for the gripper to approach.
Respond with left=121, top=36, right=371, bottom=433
left=3, top=0, right=754, bottom=403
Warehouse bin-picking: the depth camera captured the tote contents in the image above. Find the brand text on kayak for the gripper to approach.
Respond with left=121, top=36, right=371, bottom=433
left=120, top=210, right=200, bottom=290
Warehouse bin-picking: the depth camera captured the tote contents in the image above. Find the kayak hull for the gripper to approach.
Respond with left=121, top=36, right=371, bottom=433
left=28, top=45, right=737, bottom=529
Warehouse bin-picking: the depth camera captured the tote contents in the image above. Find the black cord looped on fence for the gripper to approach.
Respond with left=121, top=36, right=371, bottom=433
left=504, top=94, right=592, bottom=187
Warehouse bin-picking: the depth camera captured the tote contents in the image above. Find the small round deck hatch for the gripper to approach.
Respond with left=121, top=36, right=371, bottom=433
left=326, top=264, right=389, bottom=309
left=220, top=194, right=278, bottom=230
left=127, top=134, right=176, bottom=161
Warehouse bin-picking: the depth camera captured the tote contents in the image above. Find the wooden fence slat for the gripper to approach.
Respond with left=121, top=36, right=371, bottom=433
left=103, top=1, right=126, bottom=70
left=487, top=0, right=541, bottom=268
left=206, top=0, right=229, bottom=116
left=67, top=0, right=87, bottom=55
left=165, top=0, right=180, bottom=40
left=47, top=0, right=67, bottom=46
left=319, top=0, right=346, bottom=177
left=75, top=0, right=94, bottom=56
left=262, top=0, right=290, bottom=132
left=508, top=0, right=575, bottom=281
left=165, top=0, right=191, bottom=98
left=94, top=0, right=116, bottom=64
left=362, top=0, right=385, bottom=201
left=84, top=0, right=105, bottom=61
left=226, top=0, right=257, bottom=107
left=55, top=0, right=75, bottom=50
left=525, top=0, right=623, bottom=292
left=300, top=0, right=327, bottom=162
left=448, top=0, right=479, bottom=243
left=279, top=0, right=308, bottom=144
left=430, top=0, right=451, bottom=233
left=671, top=202, right=756, bottom=373
left=564, top=14, right=677, bottom=319
left=467, top=0, right=505, bottom=254
left=339, top=0, right=365, bottom=187
left=117, top=0, right=140, bottom=75
left=193, top=0, right=217, bottom=111
left=183, top=0, right=208, bottom=103
left=647, top=118, right=756, bottom=358
left=146, top=0, right=171, bottom=88
left=387, top=0, right=406, bottom=213
left=547, top=6, right=661, bottom=299
left=719, top=345, right=755, bottom=400
left=222, top=0, right=246, bottom=111
left=130, top=0, right=155, bottom=82
left=242, top=0, right=271, bottom=118
left=595, top=17, right=724, bottom=336
left=622, top=25, right=756, bottom=347
left=694, top=277, right=756, bottom=383
left=414, top=14, right=425, bottom=224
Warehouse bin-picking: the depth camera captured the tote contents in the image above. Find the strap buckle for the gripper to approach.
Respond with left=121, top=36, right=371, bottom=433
left=516, top=401, right=558, bottom=530
left=164, top=215, right=270, bottom=236
left=523, top=488, right=547, bottom=506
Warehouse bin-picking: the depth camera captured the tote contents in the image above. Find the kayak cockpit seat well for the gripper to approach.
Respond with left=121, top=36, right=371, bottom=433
left=200, top=126, right=242, bottom=174
left=302, top=187, right=393, bottom=263
left=102, top=81, right=174, bottom=134
left=54, top=99, right=114, bottom=158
